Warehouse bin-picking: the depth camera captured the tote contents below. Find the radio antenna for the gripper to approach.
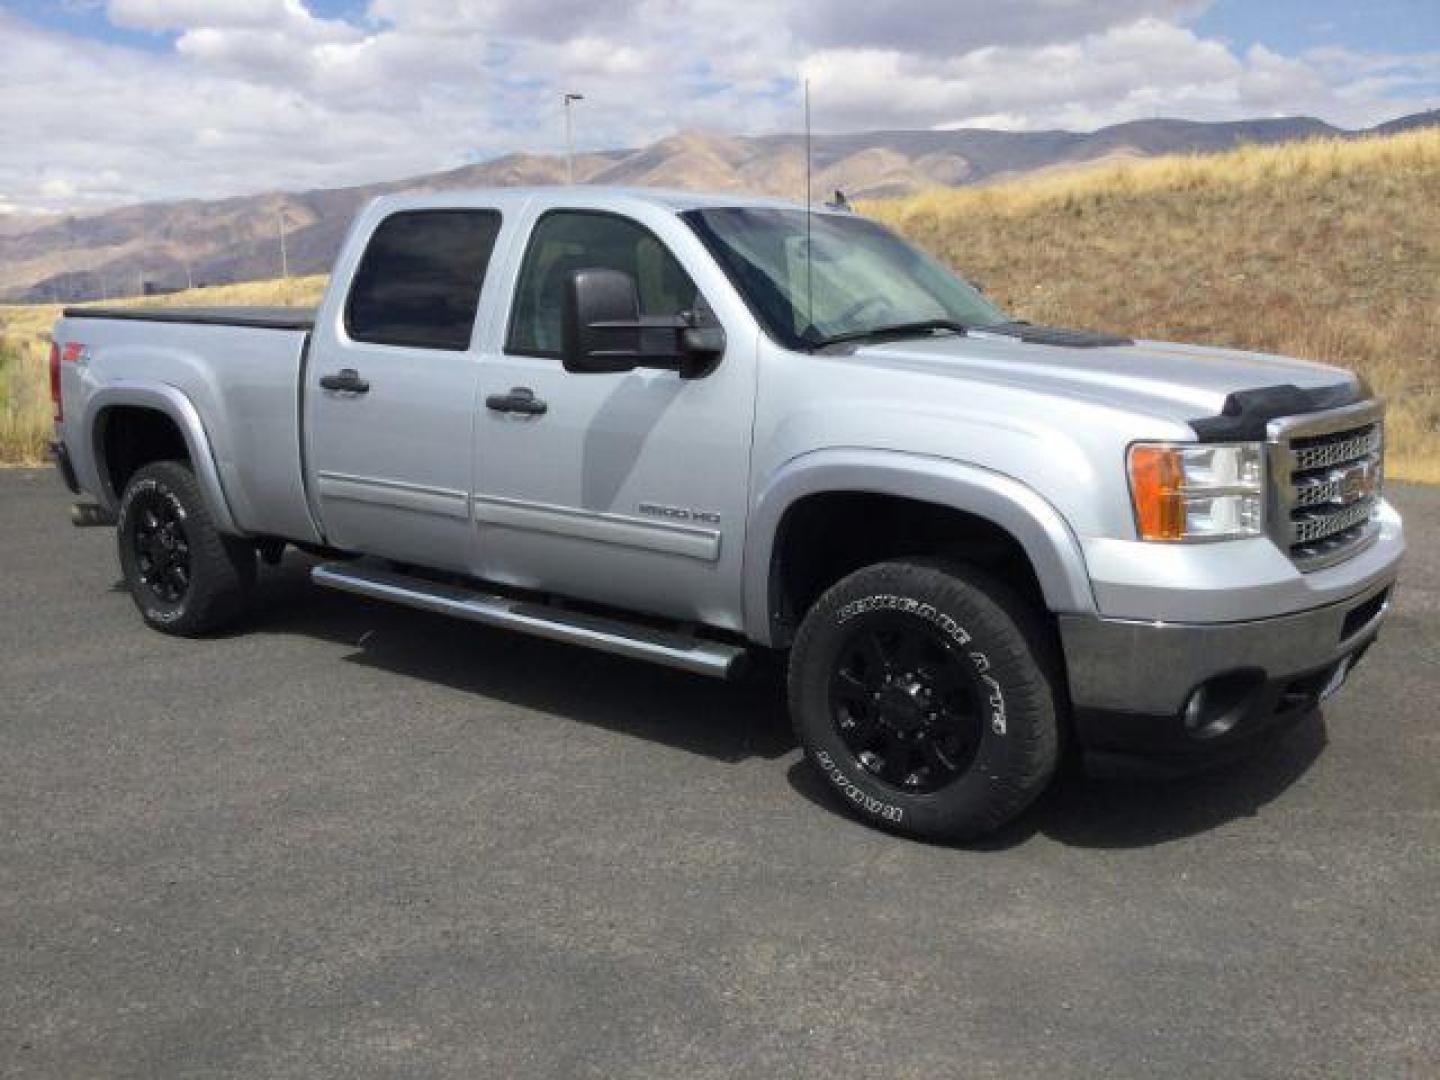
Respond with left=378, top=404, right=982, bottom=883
left=804, top=76, right=813, bottom=337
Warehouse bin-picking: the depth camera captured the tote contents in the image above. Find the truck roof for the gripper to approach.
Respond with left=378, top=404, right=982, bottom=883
left=365, top=185, right=822, bottom=216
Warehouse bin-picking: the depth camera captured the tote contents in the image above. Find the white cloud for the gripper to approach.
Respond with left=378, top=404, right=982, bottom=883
left=788, top=0, right=1210, bottom=54
left=800, top=17, right=1433, bottom=132
left=106, top=0, right=302, bottom=32
left=0, top=1, right=1434, bottom=214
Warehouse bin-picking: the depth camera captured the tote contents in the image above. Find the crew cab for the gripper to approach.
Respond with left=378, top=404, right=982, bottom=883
left=49, top=187, right=1404, bottom=839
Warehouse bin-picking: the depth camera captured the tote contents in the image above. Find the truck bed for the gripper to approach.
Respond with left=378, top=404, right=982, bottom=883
left=56, top=304, right=320, bottom=546
left=62, top=306, right=316, bottom=331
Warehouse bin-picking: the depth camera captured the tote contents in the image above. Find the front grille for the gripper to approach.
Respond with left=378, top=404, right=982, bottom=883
left=1269, top=403, right=1384, bottom=571
left=1291, top=426, right=1382, bottom=472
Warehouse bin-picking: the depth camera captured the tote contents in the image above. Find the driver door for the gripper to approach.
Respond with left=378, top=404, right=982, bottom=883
left=472, top=207, right=755, bottom=631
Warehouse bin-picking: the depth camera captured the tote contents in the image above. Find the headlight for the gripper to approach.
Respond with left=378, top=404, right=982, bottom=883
left=1127, top=442, right=1265, bottom=541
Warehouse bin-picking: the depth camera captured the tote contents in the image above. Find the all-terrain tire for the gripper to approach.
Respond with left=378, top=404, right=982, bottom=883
left=788, top=559, right=1060, bottom=841
left=116, top=460, right=256, bottom=636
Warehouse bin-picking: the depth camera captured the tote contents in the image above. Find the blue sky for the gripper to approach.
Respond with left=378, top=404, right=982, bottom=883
left=0, top=0, right=1436, bottom=213
left=1193, top=0, right=1440, bottom=56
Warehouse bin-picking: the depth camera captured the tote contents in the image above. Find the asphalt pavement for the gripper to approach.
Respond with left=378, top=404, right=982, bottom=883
left=2, top=467, right=1436, bottom=1078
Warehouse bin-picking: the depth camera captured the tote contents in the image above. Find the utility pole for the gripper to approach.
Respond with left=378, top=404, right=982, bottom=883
left=564, top=92, right=585, bottom=184
left=278, top=210, right=290, bottom=280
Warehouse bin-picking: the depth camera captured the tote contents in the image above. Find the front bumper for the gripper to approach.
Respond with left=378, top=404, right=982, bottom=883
left=1058, top=572, right=1395, bottom=768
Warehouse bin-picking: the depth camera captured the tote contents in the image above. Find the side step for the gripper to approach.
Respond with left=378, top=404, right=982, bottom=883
left=311, top=560, right=748, bottom=679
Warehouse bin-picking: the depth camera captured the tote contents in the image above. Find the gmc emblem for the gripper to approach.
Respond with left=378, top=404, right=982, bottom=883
left=1334, top=460, right=1378, bottom=505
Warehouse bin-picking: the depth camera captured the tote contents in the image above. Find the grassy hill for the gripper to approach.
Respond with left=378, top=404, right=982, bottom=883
left=2, top=127, right=1437, bottom=481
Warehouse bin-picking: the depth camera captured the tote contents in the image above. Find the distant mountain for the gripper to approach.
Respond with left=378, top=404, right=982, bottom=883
left=1371, top=108, right=1440, bottom=135
left=2, top=109, right=1436, bottom=303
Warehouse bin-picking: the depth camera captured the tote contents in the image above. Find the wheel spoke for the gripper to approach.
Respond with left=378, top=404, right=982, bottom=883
left=918, top=735, right=955, bottom=776
left=858, top=632, right=893, bottom=679
left=840, top=711, right=881, bottom=754
left=832, top=667, right=872, bottom=702
left=876, top=729, right=912, bottom=785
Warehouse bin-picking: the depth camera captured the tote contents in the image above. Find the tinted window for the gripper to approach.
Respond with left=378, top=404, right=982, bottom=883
left=507, top=211, right=699, bottom=356
left=345, top=209, right=502, bottom=350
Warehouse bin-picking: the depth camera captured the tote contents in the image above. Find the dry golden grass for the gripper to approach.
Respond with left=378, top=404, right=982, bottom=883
left=0, top=337, right=51, bottom=464
left=0, top=275, right=326, bottom=464
left=866, top=127, right=1440, bottom=482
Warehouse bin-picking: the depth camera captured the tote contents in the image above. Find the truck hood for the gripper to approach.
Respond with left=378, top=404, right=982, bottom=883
left=843, top=330, right=1358, bottom=429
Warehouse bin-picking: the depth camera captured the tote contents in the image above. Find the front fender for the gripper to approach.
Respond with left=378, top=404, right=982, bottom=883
left=743, top=448, right=1096, bottom=644
left=83, top=382, right=242, bottom=536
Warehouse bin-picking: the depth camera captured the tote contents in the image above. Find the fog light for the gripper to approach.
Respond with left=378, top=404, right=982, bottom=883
left=1181, top=670, right=1265, bottom=739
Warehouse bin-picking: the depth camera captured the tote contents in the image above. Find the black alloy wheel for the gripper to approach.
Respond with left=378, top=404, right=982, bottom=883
left=830, top=614, right=986, bottom=793
left=129, top=487, right=191, bottom=605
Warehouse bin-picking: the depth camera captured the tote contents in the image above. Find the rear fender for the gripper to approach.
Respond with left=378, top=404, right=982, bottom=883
left=83, top=382, right=242, bottom=536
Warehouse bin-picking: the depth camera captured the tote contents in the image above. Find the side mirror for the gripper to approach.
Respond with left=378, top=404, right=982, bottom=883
left=562, top=267, right=724, bottom=379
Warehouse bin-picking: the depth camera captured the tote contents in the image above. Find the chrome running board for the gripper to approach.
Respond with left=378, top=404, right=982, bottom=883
left=311, top=560, right=747, bottom=679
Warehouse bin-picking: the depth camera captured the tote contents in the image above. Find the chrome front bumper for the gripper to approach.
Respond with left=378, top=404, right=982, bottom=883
left=1058, top=572, right=1396, bottom=758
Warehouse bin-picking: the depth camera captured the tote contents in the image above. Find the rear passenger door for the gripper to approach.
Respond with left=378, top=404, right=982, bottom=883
left=305, top=207, right=503, bottom=571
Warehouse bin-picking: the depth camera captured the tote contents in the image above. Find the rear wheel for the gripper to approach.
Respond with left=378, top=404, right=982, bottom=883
left=788, top=559, right=1060, bottom=841
left=117, top=460, right=255, bottom=636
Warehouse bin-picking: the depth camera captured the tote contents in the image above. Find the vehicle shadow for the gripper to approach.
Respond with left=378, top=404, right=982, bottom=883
left=248, top=555, right=1328, bottom=845
left=245, top=556, right=796, bottom=764
left=1029, top=715, right=1328, bottom=849
left=784, top=713, right=1329, bottom=850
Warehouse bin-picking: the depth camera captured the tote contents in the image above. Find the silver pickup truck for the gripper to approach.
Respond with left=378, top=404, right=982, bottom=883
left=49, top=187, right=1403, bottom=840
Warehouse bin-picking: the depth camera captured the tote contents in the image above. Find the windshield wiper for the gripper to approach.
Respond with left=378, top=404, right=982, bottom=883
left=810, top=319, right=970, bottom=349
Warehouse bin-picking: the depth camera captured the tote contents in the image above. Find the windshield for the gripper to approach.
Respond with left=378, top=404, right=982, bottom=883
left=683, top=207, right=1009, bottom=350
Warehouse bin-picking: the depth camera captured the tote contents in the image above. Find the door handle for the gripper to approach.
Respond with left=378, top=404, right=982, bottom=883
left=486, top=386, right=547, bottom=416
left=319, top=368, right=370, bottom=393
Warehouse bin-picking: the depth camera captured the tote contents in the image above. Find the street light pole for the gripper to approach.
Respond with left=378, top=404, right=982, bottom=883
left=278, top=210, right=290, bottom=280
left=563, top=92, right=585, bottom=184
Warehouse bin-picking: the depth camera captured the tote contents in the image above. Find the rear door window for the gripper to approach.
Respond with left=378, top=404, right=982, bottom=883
left=345, top=209, right=502, bottom=350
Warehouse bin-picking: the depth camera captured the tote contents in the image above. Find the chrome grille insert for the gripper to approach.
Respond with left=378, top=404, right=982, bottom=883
left=1291, top=497, right=1375, bottom=544
left=1267, top=399, right=1384, bottom=572
left=1290, top=427, right=1382, bottom=472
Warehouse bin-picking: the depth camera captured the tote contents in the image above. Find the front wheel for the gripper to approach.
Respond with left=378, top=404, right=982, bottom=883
left=116, top=460, right=256, bottom=636
left=788, top=560, right=1060, bottom=841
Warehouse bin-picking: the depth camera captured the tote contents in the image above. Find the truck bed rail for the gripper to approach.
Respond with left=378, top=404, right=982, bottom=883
left=62, top=306, right=316, bottom=331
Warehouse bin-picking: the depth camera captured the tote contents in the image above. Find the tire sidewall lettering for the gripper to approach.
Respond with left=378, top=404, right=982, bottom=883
left=813, top=748, right=905, bottom=824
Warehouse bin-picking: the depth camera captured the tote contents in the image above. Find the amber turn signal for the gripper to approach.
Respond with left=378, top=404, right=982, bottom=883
left=1128, top=445, right=1186, bottom=541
